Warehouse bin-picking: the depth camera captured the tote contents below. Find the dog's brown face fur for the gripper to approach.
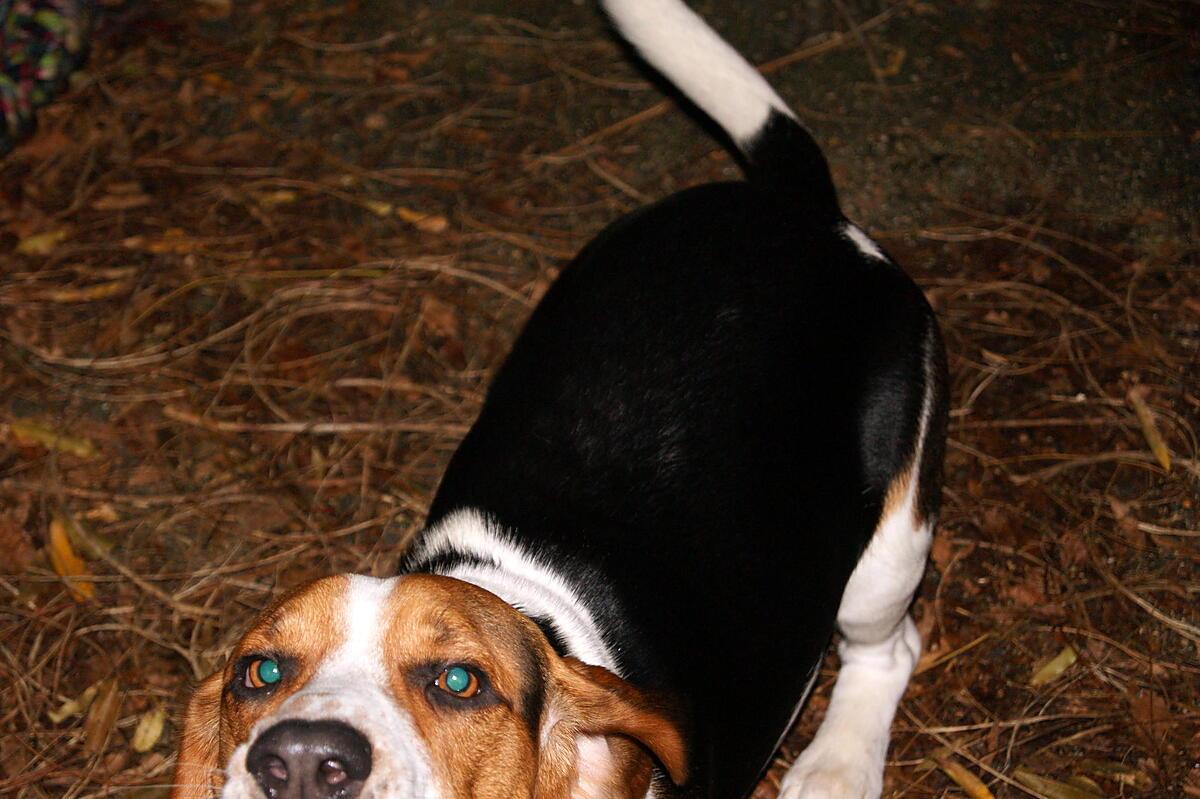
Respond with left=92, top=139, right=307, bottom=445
left=172, top=574, right=686, bottom=799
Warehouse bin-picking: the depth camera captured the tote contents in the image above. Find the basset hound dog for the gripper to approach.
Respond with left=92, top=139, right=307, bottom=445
left=171, top=1, right=948, bottom=797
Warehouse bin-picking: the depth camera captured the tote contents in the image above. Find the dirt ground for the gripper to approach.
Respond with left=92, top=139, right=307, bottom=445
left=1, top=0, right=1197, bottom=796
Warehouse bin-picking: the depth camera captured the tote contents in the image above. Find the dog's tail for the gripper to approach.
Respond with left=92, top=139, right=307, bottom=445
left=600, top=0, right=839, bottom=213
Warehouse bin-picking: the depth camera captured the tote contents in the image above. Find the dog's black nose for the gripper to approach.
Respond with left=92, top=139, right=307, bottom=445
left=246, top=719, right=372, bottom=799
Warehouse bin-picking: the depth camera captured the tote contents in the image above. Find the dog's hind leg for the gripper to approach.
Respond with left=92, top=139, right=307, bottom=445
left=780, top=322, right=946, bottom=799
left=778, top=482, right=931, bottom=799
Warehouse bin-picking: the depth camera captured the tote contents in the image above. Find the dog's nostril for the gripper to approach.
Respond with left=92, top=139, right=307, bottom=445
left=320, top=758, right=348, bottom=785
left=265, top=755, right=288, bottom=782
left=246, top=719, right=371, bottom=798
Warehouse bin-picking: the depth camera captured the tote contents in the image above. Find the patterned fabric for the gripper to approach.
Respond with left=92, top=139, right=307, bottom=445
left=0, top=0, right=91, bottom=154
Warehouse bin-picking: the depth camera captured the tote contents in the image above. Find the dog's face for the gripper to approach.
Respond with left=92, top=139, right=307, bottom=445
left=172, top=574, right=685, bottom=799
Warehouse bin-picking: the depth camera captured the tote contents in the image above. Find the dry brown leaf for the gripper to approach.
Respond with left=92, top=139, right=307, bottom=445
left=420, top=295, right=460, bottom=340
left=0, top=497, right=36, bottom=571
left=382, top=48, right=435, bottom=68
left=13, top=128, right=73, bottom=159
left=83, top=679, right=121, bottom=754
left=1077, top=759, right=1154, bottom=790
left=92, top=193, right=153, bottom=211
left=1128, top=689, right=1173, bottom=747
left=1004, top=568, right=1046, bottom=607
left=1107, top=496, right=1146, bottom=547
left=47, top=514, right=95, bottom=601
left=194, top=0, right=232, bottom=20
left=200, top=72, right=236, bottom=93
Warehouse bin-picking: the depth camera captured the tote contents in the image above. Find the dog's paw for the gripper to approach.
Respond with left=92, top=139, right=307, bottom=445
left=777, top=755, right=882, bottom=799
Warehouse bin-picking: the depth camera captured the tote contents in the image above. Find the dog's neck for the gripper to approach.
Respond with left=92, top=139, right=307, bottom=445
left=407, top=508, right=620, bottom=675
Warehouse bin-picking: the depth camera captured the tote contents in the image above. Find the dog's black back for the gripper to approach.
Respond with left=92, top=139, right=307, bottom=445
left=419, top=172, right=943, bottom=795
left=405, top=0, right=948, bottom=794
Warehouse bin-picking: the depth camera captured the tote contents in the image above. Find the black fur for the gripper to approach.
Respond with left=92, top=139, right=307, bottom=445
left=403, top=113, right=946, bottom=797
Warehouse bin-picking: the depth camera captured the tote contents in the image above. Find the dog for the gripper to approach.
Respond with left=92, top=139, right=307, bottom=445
left=171, top=1, right=948, bottom=797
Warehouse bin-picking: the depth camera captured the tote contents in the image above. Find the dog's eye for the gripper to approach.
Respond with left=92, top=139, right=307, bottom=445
left=244, top=658, right=282, bottom=690
left=434, top=665, right=480, bottom=698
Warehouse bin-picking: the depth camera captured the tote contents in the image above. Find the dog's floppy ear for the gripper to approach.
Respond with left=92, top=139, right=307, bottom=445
left=536, top=656, right=687, bottom=799
left=171, top=671, right=224, bottom=799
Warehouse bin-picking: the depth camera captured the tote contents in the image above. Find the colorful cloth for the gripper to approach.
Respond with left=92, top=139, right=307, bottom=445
left=0, top=0, right=90, bottom=154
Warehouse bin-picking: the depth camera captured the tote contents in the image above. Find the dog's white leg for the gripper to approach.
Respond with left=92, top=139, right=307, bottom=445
left=779, top=489, right=931, bottom=799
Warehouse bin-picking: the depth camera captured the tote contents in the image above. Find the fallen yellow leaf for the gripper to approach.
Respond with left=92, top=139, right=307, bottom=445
left=361, top=199, right=394, bottom=217
left=1127, top=386, right=1171, bottom=471
left=1067, top=775, right=1105, bottom=795
left=396, top=206, right=449, bottom=233
left=932, top=756, right=995, bottom=799
left=83, top=503, right=120, bottom=523
left=131, top=705, right=167, bottom=753
left=48, top=514, right=95, bottom=601
left=146, top=228, right=202, bottom=255
left=16, top=228, right=69, bottom=255
left=8, top=419, right=98, bottom=458
left=1077, top=759, right=1154, bottom=790
left=40, top=279, right=131, bottom=303
left=48, top=681, right=101, bottom=724
left=253, top=189, right=299, bottom=208
left=1030, top=645, right=1078, bottom=687
left=1014, top=767, right=1103, bottom=799
left=874, top=46, right=907, bottom=78
left=83, top=679, right=121, bottom=754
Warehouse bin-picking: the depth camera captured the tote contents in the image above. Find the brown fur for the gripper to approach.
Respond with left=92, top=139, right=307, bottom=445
left=170, top=576, right=349, bottom=798
left=171, top=573, right=686, bottom=798
left=173, top=671, right=224, bottom=799
left=880, top=464, right=915, bottom=522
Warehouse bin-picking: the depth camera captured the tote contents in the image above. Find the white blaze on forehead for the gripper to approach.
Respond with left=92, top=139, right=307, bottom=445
left=313, top=575, right=398, bottom=683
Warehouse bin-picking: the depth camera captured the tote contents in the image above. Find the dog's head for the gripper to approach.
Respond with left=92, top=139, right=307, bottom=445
left=172, top=574, right=686, bottom=799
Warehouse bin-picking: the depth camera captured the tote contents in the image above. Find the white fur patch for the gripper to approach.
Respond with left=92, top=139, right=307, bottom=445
left=219, top=576, right=444, bottom=799
left=412, top=509, right=619, bottom=674
left=601, top=0, right=795, bottom=145
left=780, top=332, right=939, bottom=799
left=841, top=222, right=888, bottom=261
left=778, top=618, right=921, bottom=799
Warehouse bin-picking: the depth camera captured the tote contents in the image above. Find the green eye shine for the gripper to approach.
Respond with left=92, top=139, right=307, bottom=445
left=436, top=666, right=480, bottom=697
left=246, top=658, right=282, bottom=689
